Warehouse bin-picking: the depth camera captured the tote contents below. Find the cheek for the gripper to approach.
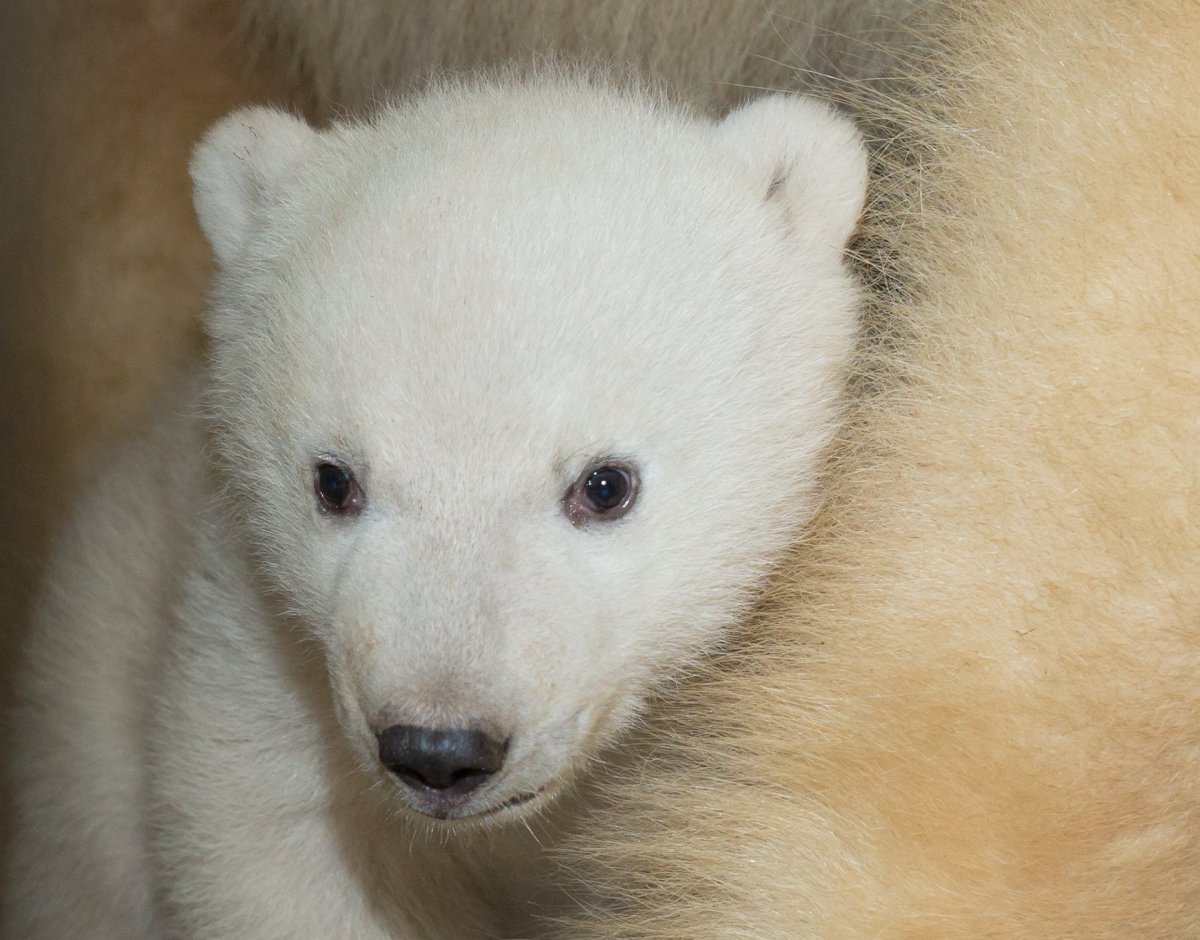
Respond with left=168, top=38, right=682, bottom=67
left=272, top=532, right=346, bottom=619
left=249, top=496, right=360, bottom=630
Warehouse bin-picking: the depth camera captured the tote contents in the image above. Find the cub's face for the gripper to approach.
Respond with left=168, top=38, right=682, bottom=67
left=193, top=79, right=865, bottom=824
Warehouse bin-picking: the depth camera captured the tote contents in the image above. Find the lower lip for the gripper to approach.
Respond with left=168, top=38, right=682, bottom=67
left=487, top=789, right=541, bottom=813
left=421, top=788, right=543, bottom=822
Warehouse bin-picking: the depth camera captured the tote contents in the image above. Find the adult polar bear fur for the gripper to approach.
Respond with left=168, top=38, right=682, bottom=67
left=3, top=78, right=867, bottom=937
left=553, top=1, right=1200, bottom=937
left=233, top=0, right=926, bottom=115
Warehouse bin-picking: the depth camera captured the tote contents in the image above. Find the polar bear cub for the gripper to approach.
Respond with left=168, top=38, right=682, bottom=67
left=4, top=76, right=866, bottom=938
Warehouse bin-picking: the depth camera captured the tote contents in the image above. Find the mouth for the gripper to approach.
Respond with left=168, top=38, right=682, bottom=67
left=410, top=785, right=546, bottom=823
left=468, top=787, right=543, bottom=818
left=396, top=782, right=554, bottom=825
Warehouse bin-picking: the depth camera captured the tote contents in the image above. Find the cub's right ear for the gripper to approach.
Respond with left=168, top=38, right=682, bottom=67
left=190, top=107, right=317, bottom=269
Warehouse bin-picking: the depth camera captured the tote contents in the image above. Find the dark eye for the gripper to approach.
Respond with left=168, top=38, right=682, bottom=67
left=563, top=461, right=639, bottom=526
left=314, top=461, right=363, bottom=516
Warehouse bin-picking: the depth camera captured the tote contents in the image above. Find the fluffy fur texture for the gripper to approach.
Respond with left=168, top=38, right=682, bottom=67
left=0, top=0, right=294, bottom=863
left=554, top=1, right=1200, bottom=936
left=233, top=0, right=927, bottom=114
left=0, top=0, right=292, bottom=753
left=4, top=77, right=867, bottom=937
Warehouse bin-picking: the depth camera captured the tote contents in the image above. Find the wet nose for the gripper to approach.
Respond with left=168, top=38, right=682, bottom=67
left=377, top=725, right=507, bottom=795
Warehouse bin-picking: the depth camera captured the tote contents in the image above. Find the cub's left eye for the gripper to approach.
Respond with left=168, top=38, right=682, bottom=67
left=313, top=461, right=363, bottom=516
left=563, top=460, right=639, bottom=526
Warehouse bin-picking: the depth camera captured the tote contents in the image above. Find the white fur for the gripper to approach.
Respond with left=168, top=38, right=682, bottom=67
left=4, top=75, right=864, bottom=938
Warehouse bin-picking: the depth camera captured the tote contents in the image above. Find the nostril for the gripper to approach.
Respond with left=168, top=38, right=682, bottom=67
left=377, top=725, right=507, bottom=796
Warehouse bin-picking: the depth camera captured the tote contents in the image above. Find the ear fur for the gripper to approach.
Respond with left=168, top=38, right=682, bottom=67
left=190, top=106, right=317, bottom=269
left=717, top=94, right=868, bottom=253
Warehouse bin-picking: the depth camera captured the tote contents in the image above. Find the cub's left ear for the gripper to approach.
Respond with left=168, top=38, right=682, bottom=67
left=190, top=106, right=318, bottom=269
left=717, top=94, right=868, bottom=254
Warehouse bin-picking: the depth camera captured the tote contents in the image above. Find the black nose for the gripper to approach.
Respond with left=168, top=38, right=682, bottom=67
left=377, top=725, right=507, bottom=795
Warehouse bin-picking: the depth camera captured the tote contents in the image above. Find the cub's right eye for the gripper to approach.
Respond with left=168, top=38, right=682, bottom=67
left=313, top=461, right=363, bottom=516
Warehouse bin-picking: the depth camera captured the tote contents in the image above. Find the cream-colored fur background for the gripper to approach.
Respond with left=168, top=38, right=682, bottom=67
left=2, top=0, right=1197, bottom=936
left=560, top=2, right=1200, bottom=935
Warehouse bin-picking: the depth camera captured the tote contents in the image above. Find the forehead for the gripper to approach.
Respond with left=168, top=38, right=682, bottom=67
left=246, top=89, right=784, bottom=465
left=288, top=86, right=767, bottom=299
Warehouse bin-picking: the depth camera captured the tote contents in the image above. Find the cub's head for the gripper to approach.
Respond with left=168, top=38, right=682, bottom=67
left=192, top=77, right=865, bottom=825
